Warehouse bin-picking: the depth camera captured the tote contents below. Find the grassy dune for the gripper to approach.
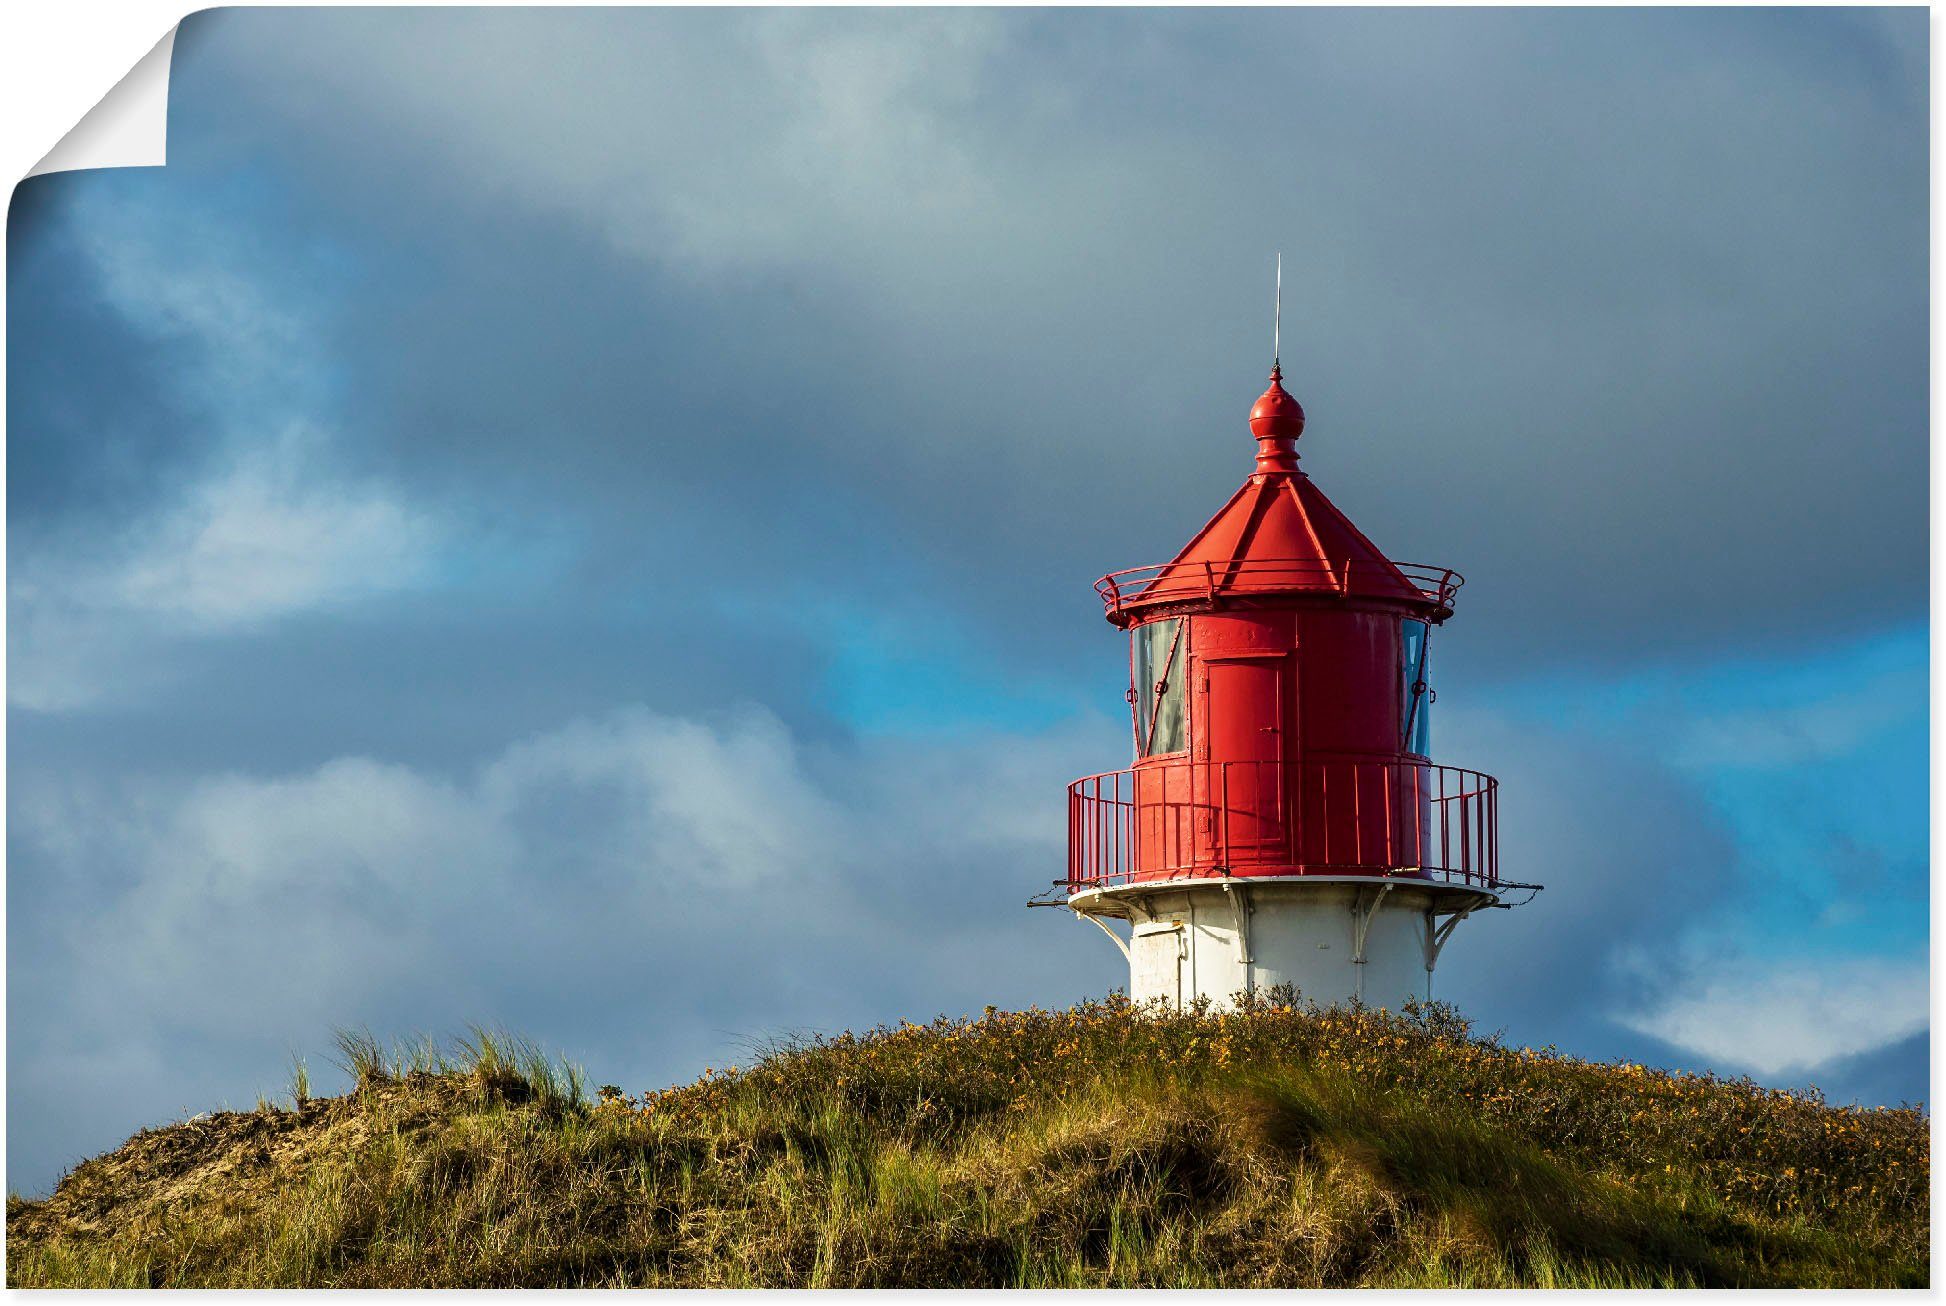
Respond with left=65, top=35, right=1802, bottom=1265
left=7, top=998, right=1927, bottom=1287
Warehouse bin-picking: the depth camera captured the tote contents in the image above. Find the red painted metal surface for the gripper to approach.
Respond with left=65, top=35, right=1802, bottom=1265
left=1249, top=364, right=1305, bottom=472
left=1100, top=449, right=1449, bottom=626
left=1066, top=759, right=1499, bottom=892
left=1062, top=360, right=1505, bottom=899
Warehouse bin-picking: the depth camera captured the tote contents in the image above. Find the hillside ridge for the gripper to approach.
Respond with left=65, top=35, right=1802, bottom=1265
left=7, top=999, right=1928, bottom=1287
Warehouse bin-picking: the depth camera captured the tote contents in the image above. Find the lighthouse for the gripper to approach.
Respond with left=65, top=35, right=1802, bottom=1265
left=1058, top=315, right=1535, bottom=1011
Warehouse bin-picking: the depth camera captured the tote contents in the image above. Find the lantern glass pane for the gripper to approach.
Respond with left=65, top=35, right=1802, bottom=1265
left=1134, top=618, right=1187, bottom=757
left=1401, top=619, right=1432, bottom=755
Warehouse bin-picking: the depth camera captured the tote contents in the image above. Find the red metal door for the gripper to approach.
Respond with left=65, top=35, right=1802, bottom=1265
left=1203, top=656, right=1287, bottom=862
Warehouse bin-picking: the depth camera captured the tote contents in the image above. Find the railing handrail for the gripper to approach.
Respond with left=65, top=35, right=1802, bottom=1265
left=1066, top=756, right=1499, bottom=894
left=1093, top=558, right=1463, bottom=618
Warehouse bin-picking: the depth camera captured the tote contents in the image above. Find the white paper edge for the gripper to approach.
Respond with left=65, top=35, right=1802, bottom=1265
left=26, top=24, right=178, bottom=179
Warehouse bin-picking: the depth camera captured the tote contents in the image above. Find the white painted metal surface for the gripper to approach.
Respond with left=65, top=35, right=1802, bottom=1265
left=1070, top=876, right=1494, bottom=1011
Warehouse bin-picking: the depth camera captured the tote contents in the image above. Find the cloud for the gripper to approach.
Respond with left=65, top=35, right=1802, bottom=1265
left=158, top=6, right=1925, bottom=672
left=9, top=426, right=444, bottom=710
left=190, top=9, right=1014, bottom=275
left=7, top=173, right=455, bottom=710
left=1617, top=953, right=1929, bottom=1078
left=9, top=683, right=1859, bottom=1197
left=1672, top=667, right=1923, bottom=771
left=108, top=426, right=438, bottom=626
left=1425, top=699, right=1743, bottom=1031
left=6, top=703, right=1118, bottom=1193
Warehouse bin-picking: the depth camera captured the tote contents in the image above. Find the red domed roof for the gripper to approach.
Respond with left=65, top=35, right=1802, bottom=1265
left=1093, top=368, right=1461, bottom=624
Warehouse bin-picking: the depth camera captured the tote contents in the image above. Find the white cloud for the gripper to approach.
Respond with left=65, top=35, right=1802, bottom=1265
left=226, top=9, right=1017, bottom=276
left=8, top=179, right=453, bottom=711
left=8, top=701, right=1114, bottom=1192
left=11, top=704, right=1106, bottom=1037
left=108, top=426, right=438, bottom=626
left=1617, top=953, right=1929, bottom=1077
left=9, top=426, right=443, bottom=710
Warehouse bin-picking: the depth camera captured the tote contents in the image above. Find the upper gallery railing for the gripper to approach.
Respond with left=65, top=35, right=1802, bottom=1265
left=1093, top=558, right=1463, bottom=619
left=1066, top=757, right=1498, bottom=894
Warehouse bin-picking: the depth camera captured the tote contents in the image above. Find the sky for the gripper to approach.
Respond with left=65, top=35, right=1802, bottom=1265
left=6, top=7, right=1928, bottom=1195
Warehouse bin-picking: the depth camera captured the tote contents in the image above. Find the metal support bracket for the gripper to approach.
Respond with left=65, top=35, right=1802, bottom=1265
left=1079, top=911, right=1131, bottom=963
left=1350, top=883, right=1393, bottom=965
left=1422, top=905, right=1475, bottom=973
left=1222, top=879, right=1255, bottom=964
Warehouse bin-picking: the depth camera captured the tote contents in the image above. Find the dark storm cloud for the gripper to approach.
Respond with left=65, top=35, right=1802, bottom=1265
left=158, top=5, right=1926, bottom=673
left=6, top=177, right=220, bottom=525
left=1431, top=703, right=1744, bottom=1041
left=1809, top=1032, right=1930, bottom=1111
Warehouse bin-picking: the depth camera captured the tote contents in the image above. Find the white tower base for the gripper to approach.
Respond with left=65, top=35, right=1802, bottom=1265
left=1069, top=876, right=1497, bottom=1011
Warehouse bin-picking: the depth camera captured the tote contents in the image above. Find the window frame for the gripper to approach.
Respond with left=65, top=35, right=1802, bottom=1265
left=1131, top=617, right=1190, bottom=760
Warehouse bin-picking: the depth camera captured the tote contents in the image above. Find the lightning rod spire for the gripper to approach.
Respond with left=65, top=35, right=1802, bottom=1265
left=1273, top=252, right=1282, bottom=374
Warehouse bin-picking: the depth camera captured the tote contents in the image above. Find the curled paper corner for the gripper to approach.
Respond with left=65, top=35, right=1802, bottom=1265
left=28, top=25, right=179, bottom=179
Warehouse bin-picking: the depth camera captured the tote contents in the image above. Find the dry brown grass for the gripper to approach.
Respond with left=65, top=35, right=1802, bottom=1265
left=6, top=998, right=1928, bottom=1287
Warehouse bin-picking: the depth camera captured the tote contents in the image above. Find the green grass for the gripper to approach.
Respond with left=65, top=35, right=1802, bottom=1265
left=6, top=997, right=1927, bottom=1287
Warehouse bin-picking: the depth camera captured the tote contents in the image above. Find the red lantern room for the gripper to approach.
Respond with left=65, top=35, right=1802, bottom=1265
left=1057, top=325, right=1535, bottom=1010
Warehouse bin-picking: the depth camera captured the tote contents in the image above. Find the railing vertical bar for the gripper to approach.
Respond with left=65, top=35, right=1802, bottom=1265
left=1079, top=781, right=1088, bottom=887
left=1079, top=781, right=1087, bottom=887
left=1383, top=761, right=1394, bottom=868
left=1220, top=763, right=1231, bottom=869
left=1116, top=774, right=1125, bottom=885
left=1476, top=773, right=1485, bottom=883
left=1087, top=779, right=1096, bottom=886
left=1412, top=762, right=1423, bottom=871
left=1439, top=767, right=1449, bottom=876
left=1474, top=775, right=1484, bottom=884
left=1067, top=789, right=1075, bottom=890
left=1320, top=763, right=1330, bottom=867
left=1097, top=778, right=1105, bottom=886
left=1352, top=762, right=1364, bottom=867
left=1468, top=773, right=1477, bottom=883
left=1105, top=776, right=1113, bottom=885
left=1083, top=785, right=1092, bottom=889
left=1120, top=773, right=1128, bottom=884
left=1463, top=770, right=1478, bottom=883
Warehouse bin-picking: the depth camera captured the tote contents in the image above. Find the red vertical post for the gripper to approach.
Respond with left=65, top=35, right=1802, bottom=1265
left=1382, top=760, right=1394, bottom=867
left=1438, top=767, right=1449, bottom=874
left=1412, top=762, right=1424, bottom=870
left=1320, top=762, right=1330, bottom=867
left=1116, top=774, right=1125, bottom=883
left=1219, top=762, right=1230, bottom=868
left=1067, top=788, right=1076, bottom=889
left=1352, top=761, right=1364, bottom=867
left=1491, top=783, right=1499, bottom=885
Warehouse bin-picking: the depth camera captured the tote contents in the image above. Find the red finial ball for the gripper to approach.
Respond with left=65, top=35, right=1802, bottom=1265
left=1249, top=365, right=1305, bottom=441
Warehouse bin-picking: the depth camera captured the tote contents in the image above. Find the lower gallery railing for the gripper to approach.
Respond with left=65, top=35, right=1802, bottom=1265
left=1066, top=758, right=1498, bottom=893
